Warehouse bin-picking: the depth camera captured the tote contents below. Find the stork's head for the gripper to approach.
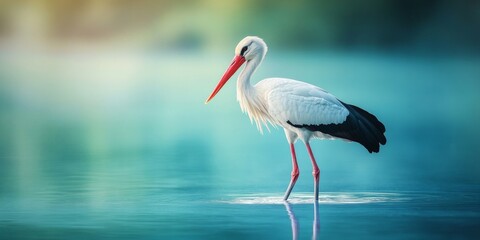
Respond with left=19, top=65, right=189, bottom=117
left=235, top=36, right=268, bottom=62
left=205, top=36, right=268, bottom=104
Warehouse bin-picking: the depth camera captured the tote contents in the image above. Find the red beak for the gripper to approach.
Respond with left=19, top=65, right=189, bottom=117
left=205, top=55, right=246, bottom=104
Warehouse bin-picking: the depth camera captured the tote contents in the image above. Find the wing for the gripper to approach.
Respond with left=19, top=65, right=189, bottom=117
left=259, top=78, right=349, bottom=127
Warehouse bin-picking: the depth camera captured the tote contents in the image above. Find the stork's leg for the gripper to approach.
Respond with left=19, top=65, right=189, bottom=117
left=284, top=143, right=299, bottom=201
left=306, top=143, right=320, bottom=201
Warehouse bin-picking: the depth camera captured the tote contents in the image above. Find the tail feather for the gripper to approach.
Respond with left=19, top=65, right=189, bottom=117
left=340, top=101, right=387, bottom=153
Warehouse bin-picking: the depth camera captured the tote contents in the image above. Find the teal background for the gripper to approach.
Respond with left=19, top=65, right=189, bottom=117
left=0, top=1, right=479, bottom=239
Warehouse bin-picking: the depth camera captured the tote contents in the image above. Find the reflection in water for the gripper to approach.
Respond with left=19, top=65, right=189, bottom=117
left=313, top=201, right=319, bottom=240
left=284, top=201, right=319, bottom=240
left=284, top=202, right=298, bottom=240
left=225, top=192, right=408, bottom=239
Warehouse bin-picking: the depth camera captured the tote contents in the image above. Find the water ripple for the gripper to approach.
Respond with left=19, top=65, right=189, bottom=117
left=221, top=192, right=409, bottom=205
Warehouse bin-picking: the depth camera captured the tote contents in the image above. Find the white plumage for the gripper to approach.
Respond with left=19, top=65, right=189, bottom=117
left=206, top=36, right=386, bottom=201
left=259, top=78, right=349, bottom=132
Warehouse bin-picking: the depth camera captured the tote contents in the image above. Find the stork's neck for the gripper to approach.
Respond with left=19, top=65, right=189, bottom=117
left=237, top=57, right=260, bottom=95
left=236, top=56, right=271, bottom=132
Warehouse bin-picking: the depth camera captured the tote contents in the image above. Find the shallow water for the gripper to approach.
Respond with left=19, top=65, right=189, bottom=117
left=1, top=187, right=479, bottom=239
left=0, top=52, right=479, bottom=239
left=225, top=192, right=408, bottom=204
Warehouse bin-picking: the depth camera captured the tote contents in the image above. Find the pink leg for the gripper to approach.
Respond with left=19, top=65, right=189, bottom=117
left=283, top=143, right=299, bottom=201
left=306, top=143, right=320, bottom=201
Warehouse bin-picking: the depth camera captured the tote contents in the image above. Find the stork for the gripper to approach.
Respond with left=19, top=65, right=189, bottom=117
left=205, top=36, right=386, bottom=201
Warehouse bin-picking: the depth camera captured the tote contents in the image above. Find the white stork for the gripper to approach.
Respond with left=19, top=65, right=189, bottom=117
left=205, top=36, right=386, bottom=201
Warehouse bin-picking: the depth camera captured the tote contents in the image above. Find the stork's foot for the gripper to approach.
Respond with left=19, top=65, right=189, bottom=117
left=313, top=170, right=319, bottom=201
left=284, top=170, right=299, bottom=201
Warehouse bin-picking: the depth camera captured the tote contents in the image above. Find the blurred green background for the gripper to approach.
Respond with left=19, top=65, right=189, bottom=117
left=0, top=1, right=479, bottom=238
left=1, top=0, right=479, bottom=52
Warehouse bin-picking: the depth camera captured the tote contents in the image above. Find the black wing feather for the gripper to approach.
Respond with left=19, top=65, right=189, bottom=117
left=287, top=101, right=386, bottom=153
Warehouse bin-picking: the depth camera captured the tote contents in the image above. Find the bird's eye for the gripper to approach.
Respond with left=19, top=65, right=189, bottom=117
left=240, top=46, right=248, bottom=56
